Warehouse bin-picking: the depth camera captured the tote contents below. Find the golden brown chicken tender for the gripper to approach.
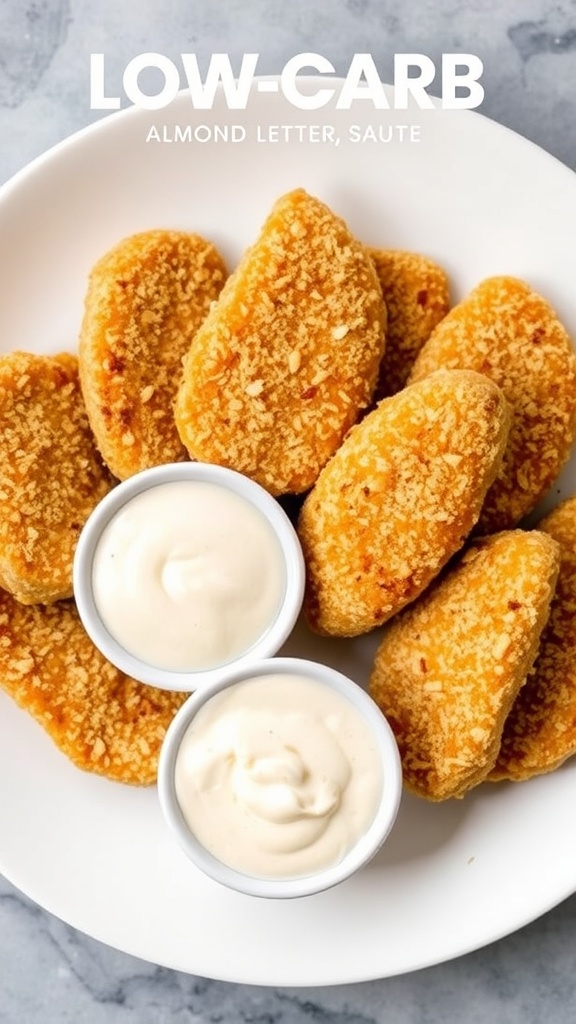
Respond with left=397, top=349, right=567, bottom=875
left=0, top=591, right=187, bottom=784
left=491, top=498, right=576, bottom=781
left=368, top=248, right=450, bottom=399
left=409, top=276, right=576, bottom=532
left=0, top=351, right=115, bottom=605
left=79, top=229, right=227, bottom=480
left=370, top=530, right=560, bottom=800
left=298, top=369, right=510, bottom=637
left=175, top=189, right=386, bottom=496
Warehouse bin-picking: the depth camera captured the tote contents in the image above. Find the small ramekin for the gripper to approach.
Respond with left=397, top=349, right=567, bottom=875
left=157, top=656, right=402, bottom=899
left=73, top=463, right=305, bottom=691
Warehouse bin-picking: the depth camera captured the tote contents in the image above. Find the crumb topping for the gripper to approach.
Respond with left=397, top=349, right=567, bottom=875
left=409, top=276, right=576, bottom=530
left=369, top=248, right=450, bottom=398
left=0, top=592, right=187, bottom=784
left=175, top=189, right=386, bottom=495
left=492, top=496, right=576, bottom=780
left=298, top=369, right=510, bottom=636
left=0, top=351, right=115, bottom=604
left=79, top=229, right=227, bottom=480
left=369, top=530, right=559, bottom=800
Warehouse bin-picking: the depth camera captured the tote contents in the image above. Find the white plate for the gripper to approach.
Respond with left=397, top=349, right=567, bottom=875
left=1, top=81, right=576, bottom=987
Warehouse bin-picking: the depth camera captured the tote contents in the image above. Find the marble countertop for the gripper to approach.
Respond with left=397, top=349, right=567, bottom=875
left=1, top=0, right=576, bottom=1020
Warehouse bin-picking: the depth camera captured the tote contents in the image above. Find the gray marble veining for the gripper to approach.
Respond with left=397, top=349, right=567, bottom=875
left=1, top=0, right=576, bottom=181
left=3, top=873, right=576, bottom=1023
left=1, top=1, right=576, bottom=1021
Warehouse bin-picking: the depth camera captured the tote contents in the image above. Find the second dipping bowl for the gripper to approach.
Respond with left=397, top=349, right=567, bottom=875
left=73, top=462, right=305, bottom=691
left=158, top=656, right=403, bottom=899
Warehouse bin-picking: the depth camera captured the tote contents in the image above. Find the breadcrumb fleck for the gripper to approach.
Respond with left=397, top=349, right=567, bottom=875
left=288, top=350, right=301, bottom=374
left=332, top=324, right=349, bottom=341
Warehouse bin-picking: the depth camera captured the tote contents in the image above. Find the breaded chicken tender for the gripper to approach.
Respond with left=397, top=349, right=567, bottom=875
left=0, top=591, right=187, bottom=784
left=368, top=248, right=450, bottom=399
left=298, top=369, right=510, bottom=636
left=370, top=530, right=560, bottom=800
left=491, top=498, right=576, bottom=781
left=409, top=276, right=576, bottom=531
left=0, top=351, right=115, bottom=605
left=175, top=189, right=386, bottom=495
left=79, top=229, right=227, bottom=480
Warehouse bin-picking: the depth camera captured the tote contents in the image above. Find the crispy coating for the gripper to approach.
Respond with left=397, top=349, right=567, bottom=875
left=79, top=229, right=227, bottom=480
left=298, top=369, right=510, bottom=636
left=0, top=351, right=115, bottom=605
left=0, top=591, right=187, bottom=784
left=175, top=189, right=386, bottom=496
left=491, top=498, right=576, bottom=781
left=409, top=276, right=576, bottom=531
left=369, top=248, right=450, bottom=399
left=370, top=530, right=560, bottom=800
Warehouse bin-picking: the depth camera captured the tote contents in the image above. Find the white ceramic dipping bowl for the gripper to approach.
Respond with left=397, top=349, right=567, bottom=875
left=157, top=656, right=403, bottom=899
left=73, top=462, right=305, bottom=691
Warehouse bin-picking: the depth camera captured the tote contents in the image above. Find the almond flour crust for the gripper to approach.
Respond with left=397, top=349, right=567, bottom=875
left=409, top=275, right=576, bottom=531
left=79, top=229, right=227, bottom=480
left=298, top=369, right=510, bottom=637
left=175, top=189, right=386, bottom=496
left=369, top=530, right=560, bottom=800
left=0, top=351, right=115, bottom=604
left=491, top=497, right=576, bottom=781
left=0, top=592, right=187, bottom=784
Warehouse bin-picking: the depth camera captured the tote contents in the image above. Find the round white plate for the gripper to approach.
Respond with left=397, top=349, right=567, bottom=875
left=1, top=81, right=576, bottom=987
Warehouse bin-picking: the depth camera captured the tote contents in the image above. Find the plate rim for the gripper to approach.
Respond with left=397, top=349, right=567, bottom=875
left=1, top=80, right=576, bottom=985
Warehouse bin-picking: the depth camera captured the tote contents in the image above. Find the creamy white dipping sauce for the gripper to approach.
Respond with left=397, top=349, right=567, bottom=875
left=91, top=480, right=285, bottom=672
left=174, top=673, right=384, bottom=878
